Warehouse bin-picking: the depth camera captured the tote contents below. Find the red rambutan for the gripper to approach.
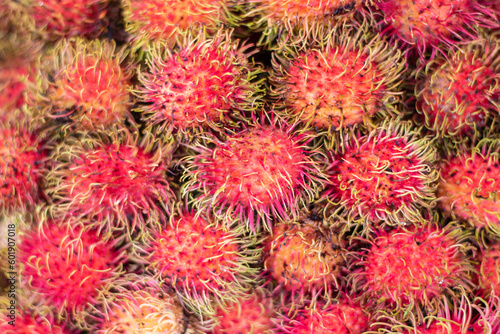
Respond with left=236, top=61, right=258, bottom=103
left=47, top=127, right=175, bottom=238
left=322, top=120, right=438, bottom=231
left=133, top=209, right=260, bottom=315
left=438, top=139, right=500, bottom=237
left=270, top=22, right=404, bottom=137
left=349, top=222, right=475, bottom=321
left=181, top=116, right=325, bottom=231
left=0, top=307, right=77, bottom=334
left=35, top=38, right=134, bottom=132
left=135, top=29, right=264, bottom=137
left=0, top=60, right=33, bottom=110
left=478, top=243, right=500, bottom=297
left=415, top=35, right=500, bottom=140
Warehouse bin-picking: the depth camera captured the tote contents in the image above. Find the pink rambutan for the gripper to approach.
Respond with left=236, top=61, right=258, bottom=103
left=437, top=139, right=500, bottom=237
left=181, top=117, right=325, bottom=230
left=36, top=38, right=134, bottom=132
left=477, top=243, right=500, bottom=296
left=135, top=29, right=264, bottom=137
left=0, top=110, right=49, bottom=212
left=373, top=0, right=499, bottom=56
left=133, top=209, right=260, bottom=315
left=47, top=127, right=175, bottom=238
left=0, top=59, right=33, bottom=110
left=270, top=22, right=404, bottom=137
left=212, top=289, right=276, bottom=334
left=17, top=0, right=109, bottom=40
left=322, top=120, right=438, bottom=231
left=263, top=214, right=347, bottom=301
left=349, top=222, right=475, bottom=320
left=0, top=308, right=77, bottom=334
left=122, top=0, right=236, bottom=49
left=19, top=218, right=127, bottom=322
left=415, top=35, right=500, bottom=140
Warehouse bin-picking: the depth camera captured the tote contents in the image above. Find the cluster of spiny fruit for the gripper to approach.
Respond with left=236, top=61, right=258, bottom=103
left=0, top=0, right=500, bottom=333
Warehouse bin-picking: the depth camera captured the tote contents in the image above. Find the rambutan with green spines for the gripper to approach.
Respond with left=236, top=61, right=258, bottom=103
left=33, top=38, right=135, bottom=134
left=348, top=220, right=476, bottom=322
left=18, top=213, right=128, bottom=325
left=46, top=127, right=176, bottom=240
left=211, top=288, right=276, bottom=334
left=122, top=0, right=240, bottom=52
left=0, top=109, right=51, bottom=213
left=14, top=0, right=109, bottom=40
left=180, top=114, right=327, bottom=231
left=414, top=34, right=500, bottom=142
left=437, top=139, right=500, bottom=239
left=132, top=207, right=261, bottom=317
left=263, top=210, right=348, bottom=305
left=269, top=21, right=405, bottom=145
left=134, top=28, right=265, bottom=140
left=372, top=0, right=499, bottom=58
left=320, top=120, right=439, bottom=234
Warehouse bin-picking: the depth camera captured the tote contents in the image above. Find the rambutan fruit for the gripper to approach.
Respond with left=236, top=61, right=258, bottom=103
left=322, top=120, right=439, bottom=231
left=414, top=35, right=500, bottom=141
left=0, top=109, right=50, bottom=213
left=437, top=139, right=500, bottom=237
left=122, top=0, right=237, bottom=50
left=372, top=0, right=499, bottom=57
left=18, top=218, right=127, bottom=323
left=47, top=127, right=175, bottom=238
left=212, top=289, right=276, bottom=334
left=0, top=59, right=33, bottom=110
left=246, top=0, right=365, bottom=46
left=16, top=0, right=109, bottom=40
left=477, top=243, right=500, bottom=296
left=349, top=221, right=475, bottom=321
left=263, top=213, right=347, bottom=302
left=35, top=38, right=134, bottom=132
left=135, top=29, right=264, bottom=138
left=270, top=22, right=404, bottom=138
left=181, top=116, right=326, bottom=231
left=0, top=307, right=77, bottom=333
left=133, top=209, right=260, bottom=316
left=279, top=297, right=373, bottom=334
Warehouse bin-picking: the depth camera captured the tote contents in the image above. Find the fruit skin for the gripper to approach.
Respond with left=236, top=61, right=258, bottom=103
left=122, top=0, right=238, bottom=50
left=270, top=22, right=404, bottom=139
left=477, top=243, right=500, bottom=296
left=18, top=216, right=127, bottom=324
left=349, top=221, right=475, bottom=321
left=263, top=213, right=347, bottom=302
left=17, top=0, right=109, bottom=40
left=133, top=209, right=260, bottom=316
left=437, top=139, right=500, bottom=237
left=373, top=0, right=499, bottom=57
left=212, top=289, right=275, bottom=334
left=47, top=127, right=175, bottom=239
left=0, top=59, right=33, bottom=110
left=414, top=35, right=500, bottom=141
left=0, top=307, right=77, bottom=334
left=0, top=109, right=50, bottom=213
left=322, top=120, right=438, bottom=233
left=181, top=117, right=326, bottom=231
left=35, top=38, right=135, bottom=133
left=135, top=29, right=264, bottom=138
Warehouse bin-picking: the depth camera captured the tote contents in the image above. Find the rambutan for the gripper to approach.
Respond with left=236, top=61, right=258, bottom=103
left=0, top=59, right=33, bottom=110
left=18, top=218, right=127, bottom=322
left=322, top=120, right=438, bottom=231
left=373, top=0, right=499, bottom=56
left=16, top=0, right=109, bottom=40
left=477, top=243, right=500, bottom=296
left=437, top=139, right=500, bottom=237
left=0, top=110, right=49, bottom=212
left=270, top=22, right=404, bottom=137
left=349, top=222, right=475, bottom=321
left=47, top=127, right=175, bottom=238
left=279, top=297, right=372, bottom=334
left=414, top=35, right=500, bottom=140
left=135, top=29, right=264, bottom=137
left=181, top=117, right=325, bottom=231
left=35, top=38, right=134, bottom=132
left=133, top=209, right=260, bottom=315
left=122, top=0, right=236, bottom=49
left=212, top=289, right=276, bottom=334
left=263, top=214, right=347, bottom=301
left=0, top=307, right=77, bottom=334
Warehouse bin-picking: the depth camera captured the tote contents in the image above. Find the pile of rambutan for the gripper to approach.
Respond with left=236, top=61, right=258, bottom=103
left=2, top=0, right=500, bottom=333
